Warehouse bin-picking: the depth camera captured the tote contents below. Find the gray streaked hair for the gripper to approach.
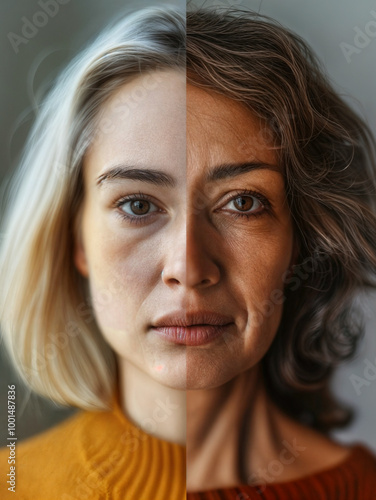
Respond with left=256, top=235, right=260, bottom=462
left=187, top=7, right=376, bottom=432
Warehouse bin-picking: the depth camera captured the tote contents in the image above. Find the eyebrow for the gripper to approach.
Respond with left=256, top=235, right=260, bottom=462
left=96, top=165, right=176, bottom=188
left=205, top=162, right=280, bottom=182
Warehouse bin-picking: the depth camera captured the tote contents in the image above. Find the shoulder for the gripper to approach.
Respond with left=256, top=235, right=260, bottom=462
left=281, top=443, right=376, bottom=499
left=265, top=419, right=376, bottom=497
left=0, top=411, right=104, bottom=500
left=262, top=407, right=376, bottom=489
left=299, top=438, right=376, bottom=482
left=0, top=401, right=186, bottom=500
left=347, top=444, right=376, bottom=482
left=202, top=444, right=376, bottom=500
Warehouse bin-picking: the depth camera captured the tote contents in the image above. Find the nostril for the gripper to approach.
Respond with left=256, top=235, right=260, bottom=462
left=201, top=278, right=211, bottom=286
left=162, top=276, right=181, bottom=285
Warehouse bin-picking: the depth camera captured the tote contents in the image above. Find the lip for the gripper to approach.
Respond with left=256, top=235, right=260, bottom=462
left=151, top=311, right=234, bottom=346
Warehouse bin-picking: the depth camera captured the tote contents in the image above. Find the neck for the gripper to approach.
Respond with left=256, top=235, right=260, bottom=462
left=118, top=360, right=348, bottom=492
left=186, top=366, right=286, bottom=491
left=118, top=359, right=186, bottom=445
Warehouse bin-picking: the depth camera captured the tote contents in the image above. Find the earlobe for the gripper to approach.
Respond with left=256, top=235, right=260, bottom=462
left=74, top=241, right=89, bottom=278
left=73, top=206, right=89, bottom=278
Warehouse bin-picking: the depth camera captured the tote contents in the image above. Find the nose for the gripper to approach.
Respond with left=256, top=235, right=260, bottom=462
left=161, top=214, right=221, bottom=289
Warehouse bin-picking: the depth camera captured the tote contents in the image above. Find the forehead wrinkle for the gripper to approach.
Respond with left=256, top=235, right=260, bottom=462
left=187, top=129, right=219, bottom=178
left=187, top=85, right=279, bottom=184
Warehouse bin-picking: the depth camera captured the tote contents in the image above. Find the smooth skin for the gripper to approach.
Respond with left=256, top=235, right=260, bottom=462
left=75, top=69, right=350, bottom=490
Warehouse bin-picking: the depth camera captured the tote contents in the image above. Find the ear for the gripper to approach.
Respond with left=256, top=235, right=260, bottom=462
left=74, top=240, right=89, bottom=278
left=73, top=211, right=89, bottom=278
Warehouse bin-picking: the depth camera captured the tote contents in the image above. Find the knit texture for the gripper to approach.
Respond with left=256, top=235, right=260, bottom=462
left=1, top=399, right=376, bottom=499
left=0, top=397, right=186, bottom=499
left=187, top=445, right=376, bottom=500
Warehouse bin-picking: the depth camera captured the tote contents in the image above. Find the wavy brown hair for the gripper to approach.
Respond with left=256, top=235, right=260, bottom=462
left=187, top=8, right=376, bottom=432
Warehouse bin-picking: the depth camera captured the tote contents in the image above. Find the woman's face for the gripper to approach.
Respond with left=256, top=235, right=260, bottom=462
left=75, top=69, right=296, bottom=390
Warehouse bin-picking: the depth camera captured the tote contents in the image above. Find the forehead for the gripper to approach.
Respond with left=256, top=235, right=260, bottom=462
left=85, top=69, right=186, bottom=182
left=85, top=75, right=279, bottom=186
left=187, top=84, right=278, bottom=170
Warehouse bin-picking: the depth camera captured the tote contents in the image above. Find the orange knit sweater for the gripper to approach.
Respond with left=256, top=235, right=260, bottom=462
left=0, top=398, right=186, bottom=499
left=1, top=399, right=376, bottom=499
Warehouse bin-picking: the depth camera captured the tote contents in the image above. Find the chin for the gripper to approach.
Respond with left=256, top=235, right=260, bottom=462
left=186, top=362, right=243, bottom=391
left=143, top=353, right=189, bottom=390
left=149, top=371, right=189, bottom=391
left=150, top=374, right=236, bottom=391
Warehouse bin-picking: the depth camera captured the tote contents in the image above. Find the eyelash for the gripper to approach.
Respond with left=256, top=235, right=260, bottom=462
left=114, top=192, right=162, bottom=225
left=113, top=189, right=272, bottom=225
left=220, top=189, right=272, bottom=219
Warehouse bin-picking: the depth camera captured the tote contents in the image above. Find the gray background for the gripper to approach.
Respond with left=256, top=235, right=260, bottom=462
left=1, top=0, right=376, bottom=452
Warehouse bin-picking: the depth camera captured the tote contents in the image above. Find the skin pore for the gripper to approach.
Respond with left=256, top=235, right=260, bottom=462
left=75, top=69, right=350, bottom=491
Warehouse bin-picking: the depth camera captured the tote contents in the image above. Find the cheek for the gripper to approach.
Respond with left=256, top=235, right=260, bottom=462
left=83, top=213, right=159, bottom=331
left=224, top=221, right=293, bottom=336
left=226, top=220, right=292, bottom=286
left=84, top=230, right=169, bottom=369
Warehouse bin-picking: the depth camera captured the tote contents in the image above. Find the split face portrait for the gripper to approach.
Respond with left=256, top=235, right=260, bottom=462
left=1, top=5, right=376, bottom=499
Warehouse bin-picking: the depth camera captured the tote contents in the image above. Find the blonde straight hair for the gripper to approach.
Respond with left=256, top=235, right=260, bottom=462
left=0, top=6, right=185, bottom=410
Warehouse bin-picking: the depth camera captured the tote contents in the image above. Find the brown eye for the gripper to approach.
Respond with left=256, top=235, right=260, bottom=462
left=130, top=200, right=150, bottom=215
left=119, top=198, right=158, bottom=217
left=227, top=195, right=263, bottom=214
left=233, top=196, right=256, bottom=212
